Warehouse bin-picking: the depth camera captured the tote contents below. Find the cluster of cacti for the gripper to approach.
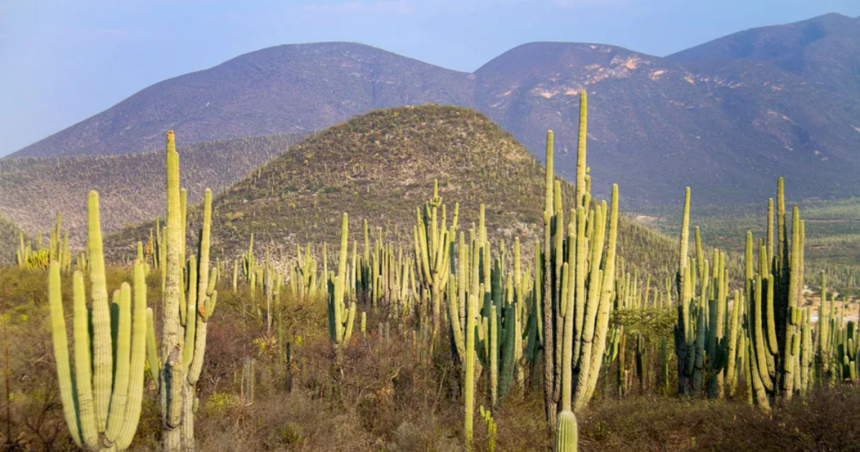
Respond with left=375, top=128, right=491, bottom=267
left=601, top=266, right=677, bottom=397
left=47, top=192, right=148, bottom=451
left=414, top=180, right=458, bottom=342
left=290, top=243, right=321, bottom=300
left=669, top=178, right=824, bottom=408
left=673, top=194, right=738, bottom=398
left=815, top=271, right=858, bottom=385
left=31, top=65, right=860, bottom=452
left=327, top=213, right=357, bottom=352
left=17, top=213, right=72, bottom=271
left=363, top=224, right=416, bottom=318
left=539, top=91, right=620, bottom=423
left=448, top=207, right=534, bottom=416
left=741, top=178, right=809, bottom=409
left=478, top=405, right=497, bottom=452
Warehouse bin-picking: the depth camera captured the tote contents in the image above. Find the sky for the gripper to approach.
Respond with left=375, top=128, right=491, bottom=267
left=1, top=0, right=859, bottom=157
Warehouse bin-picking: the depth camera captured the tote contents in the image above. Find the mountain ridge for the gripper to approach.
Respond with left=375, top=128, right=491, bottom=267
left=9, top=13, right=860, bottom=206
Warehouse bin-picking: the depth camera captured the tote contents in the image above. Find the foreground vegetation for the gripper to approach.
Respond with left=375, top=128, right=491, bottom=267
left=4, top=267, right=860, bottom=451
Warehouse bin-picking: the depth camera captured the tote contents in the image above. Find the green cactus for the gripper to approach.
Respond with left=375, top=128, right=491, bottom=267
left=414, top=180, right=458, bottom=346
left=135, top=131, right=220, bottom=451
left=47, top=191, right=148, bottom=451
left=479, top=406, right=497, bottom=452
left=464, top=290, right=479, bottom=451
left=554, top=411, right=578, bottom=452
left=538, top=91, right=619, bottom=423
left=328, top=213, right=357, bottom=352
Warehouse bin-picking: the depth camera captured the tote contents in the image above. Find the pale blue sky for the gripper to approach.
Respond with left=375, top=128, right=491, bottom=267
left=1, top=0, right=858, bottom=156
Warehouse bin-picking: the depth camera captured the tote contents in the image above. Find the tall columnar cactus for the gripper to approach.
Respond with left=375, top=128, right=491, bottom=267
left=674, top=188, right=695, bottom=394
left=414, top=180, right=458, bottom=344
left=146, top=131, right=218, bottom=451
left=674, top=192, right=738, bottom=399
left=464, top=291, right=479, bottom=450
left=47, top=191, right=148, bottom=451
left=815, top=271, right=836, bottom=386
left=555, top=411, right=579, bottom=452
left=328, top=213, right=357, bottom=351
left=541, top=90, right=620, bottom=423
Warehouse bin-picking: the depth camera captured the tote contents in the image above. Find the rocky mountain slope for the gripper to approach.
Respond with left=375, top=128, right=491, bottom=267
left=10, top=14, right=860, bottom=205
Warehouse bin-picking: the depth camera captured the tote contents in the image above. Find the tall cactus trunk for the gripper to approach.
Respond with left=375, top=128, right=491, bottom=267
left=162, top=131, right=184, bottom=451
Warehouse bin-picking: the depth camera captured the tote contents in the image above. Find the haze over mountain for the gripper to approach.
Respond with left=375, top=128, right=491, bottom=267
left=9, top=13, right=860, bottom=205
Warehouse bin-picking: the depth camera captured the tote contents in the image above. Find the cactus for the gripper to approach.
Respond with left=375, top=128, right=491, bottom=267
left=479, top=406, right=497, bottom=452
left=554, top=411, right=578, bottom=452
left=47, top=190, right=148, bottom=451
left=414, top=180, right=458, bottom=345
left=464, top=291, right=479, bottom=450
left=137, top=131, right=219, bottom=451
left=328, top=213, right=357, bottom=353
left=241, top=357, right=256, bottom=404
left=539, top=91, right=619, bottom=423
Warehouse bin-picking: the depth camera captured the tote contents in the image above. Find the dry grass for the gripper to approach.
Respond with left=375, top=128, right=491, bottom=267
left=3, top=265, right=860, bottom=451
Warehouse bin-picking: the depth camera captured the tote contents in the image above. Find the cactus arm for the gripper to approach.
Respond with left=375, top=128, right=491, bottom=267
left=464, top=292, right=478, bottom=449
left=182, top=256, right=198, bottom=370
left=572, top=202, right=607, bottom=410
left=71, top=270, right=99, bottom=447
left=343, top=302, right=357, bottom=345
left=584, top=186, right=619, bottom=403
left=106, top=282, right=133, bottom=442
left=146, top=309, right=160, bottom=388
left=162, top=131, right=183, bottom=450
left=47, top=262, right=84, bottom=448
left=574, top=91, right=587, bottom=207
left=116, top=262, right=148, bottom=450
left=87, top=191, right=113, bottom=432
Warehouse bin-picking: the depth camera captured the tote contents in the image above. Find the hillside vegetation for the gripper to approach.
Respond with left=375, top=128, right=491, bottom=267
left=0, top=133, right=303, bottom=242
left=0, top=214, right=24, bottom=266
left=108, top=105, right=678, bottom=281
left=633, top=196, right=860, bottom=295
left=11, top=14, right=860, bottom=205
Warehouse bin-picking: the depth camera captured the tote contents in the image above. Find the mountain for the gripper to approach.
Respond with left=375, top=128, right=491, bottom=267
left=10, top=14, right=860, bottom=205
left=666, top=13, right=860, bottom=199
left=0, top=134, right=303, bottom=243
left=12, top=43, right=473, bottom=158
left=107, top=105, right=679, bottom=281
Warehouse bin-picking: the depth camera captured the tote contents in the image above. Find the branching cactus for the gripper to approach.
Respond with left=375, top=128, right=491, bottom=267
left=414, top=180, right=458, bottom=344
left=328, top=213, right=357, bottom=352
left=47, top=191, right=148, bottom=451
left=540, top=91, right=620, bottom=423
left=142, top=131, right=218, bottom=451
